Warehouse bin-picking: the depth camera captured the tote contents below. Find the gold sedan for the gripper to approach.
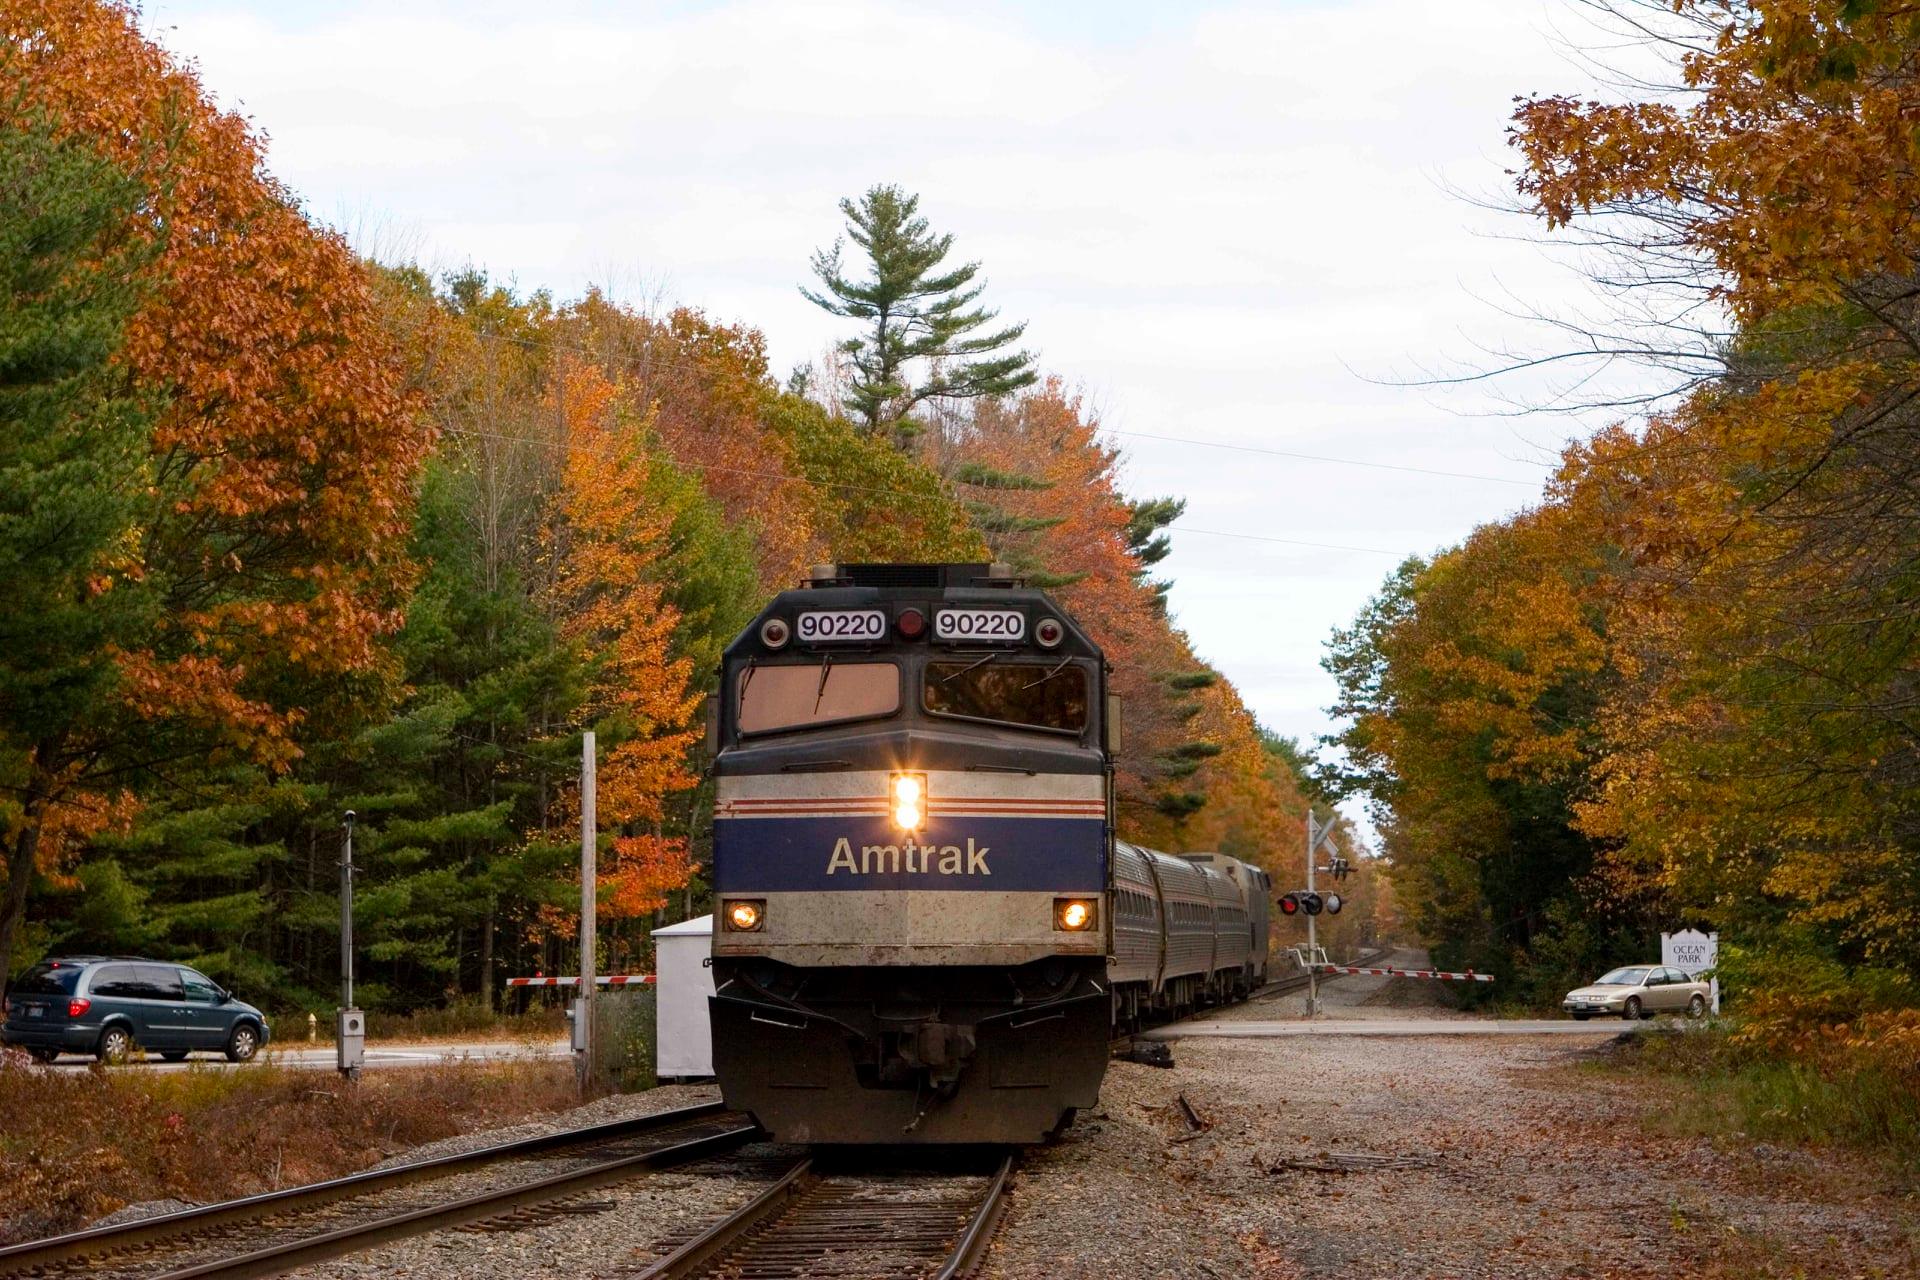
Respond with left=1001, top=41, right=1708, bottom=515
left=1562, top=965, right=1710, bottom=1021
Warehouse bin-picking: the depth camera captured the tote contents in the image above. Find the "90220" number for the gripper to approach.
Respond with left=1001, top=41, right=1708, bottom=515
left=934, top=609, right=1026, bottom=641
left=796, top=610, right=887, bottom=642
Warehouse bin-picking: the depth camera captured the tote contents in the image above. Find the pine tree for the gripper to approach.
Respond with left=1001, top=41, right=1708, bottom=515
left=803, top=185, right=1036, bottom=441
left=0, top=108, right=160, bottom=979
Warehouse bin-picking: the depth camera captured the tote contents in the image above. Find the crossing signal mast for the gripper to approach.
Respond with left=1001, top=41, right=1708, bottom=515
left=1290, top=808, right=1343, bottom=1016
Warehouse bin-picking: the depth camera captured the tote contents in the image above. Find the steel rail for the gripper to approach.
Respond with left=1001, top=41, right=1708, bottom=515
left=0, top=1100, right=733, bottom=1277
left=634, top=1152, right=1013, bottom=1280
left=153, top=1122, right=761, bottom=1280
left=933, top=1152, right=1014, bottom=1280
left=631, top=1156, right=814, bottom=1279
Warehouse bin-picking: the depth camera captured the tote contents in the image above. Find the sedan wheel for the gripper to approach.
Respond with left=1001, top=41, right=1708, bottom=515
left=97, top=1026, right=134, bottom=1063
left=1570, top=1011, right=1592, bottom=1021
left=1623, top=996, right=1644, bottom=1021
left=1687, top=994, right=1708, bottom=1019
left=225, top=1024, right=260, bottom=1063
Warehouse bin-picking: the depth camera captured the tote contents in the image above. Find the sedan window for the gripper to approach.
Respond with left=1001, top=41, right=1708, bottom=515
left=1595, top=967, right=1650, bottom=986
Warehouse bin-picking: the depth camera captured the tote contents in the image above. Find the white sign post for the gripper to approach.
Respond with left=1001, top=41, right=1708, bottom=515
left=1662, top=929, right=1719, bottom=1014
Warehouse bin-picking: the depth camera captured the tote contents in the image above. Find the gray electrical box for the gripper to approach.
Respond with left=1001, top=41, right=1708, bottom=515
left=569, top=998, right=590, bottom=1053
left=337, top=1007, right=365, bottom=1074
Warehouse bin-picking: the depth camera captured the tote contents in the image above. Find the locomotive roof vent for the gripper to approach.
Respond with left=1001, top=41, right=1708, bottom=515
left=812, top=563, right=1026, bottom=591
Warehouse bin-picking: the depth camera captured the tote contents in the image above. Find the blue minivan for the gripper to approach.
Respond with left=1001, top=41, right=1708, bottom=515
left=2, top=956, right=270, bottom=1063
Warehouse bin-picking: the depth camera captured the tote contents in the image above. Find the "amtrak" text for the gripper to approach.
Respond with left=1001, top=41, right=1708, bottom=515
left=826, top=837, right=990, bottom=876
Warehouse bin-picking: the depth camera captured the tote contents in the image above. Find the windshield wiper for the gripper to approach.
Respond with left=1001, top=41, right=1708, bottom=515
left=738, top=656, right=758, bottom=701
left=811, top=653, right=835, bottom=714
left=940, top=652, right=1001, bottom=684
left=1021, top=657, right=1074, bottom=691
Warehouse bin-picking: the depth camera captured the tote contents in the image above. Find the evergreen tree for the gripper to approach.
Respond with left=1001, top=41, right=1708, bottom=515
left=803, top=184, right=1036, bottom=440
left=0, top=108, right=161, bottom=978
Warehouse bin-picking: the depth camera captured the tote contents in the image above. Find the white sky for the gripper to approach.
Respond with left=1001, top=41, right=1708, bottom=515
left=141, top=0, right=1659, bottom=824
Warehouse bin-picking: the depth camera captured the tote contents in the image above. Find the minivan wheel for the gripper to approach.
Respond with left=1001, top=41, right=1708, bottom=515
left=27, top=1047, right=59, bottom=1064
left=96, top=1026, right=134, bottom=1063
left=1687, top=994, right=1708, bottom=1019
left=225, top=1024, right=260, bottom=1063
left=1623, top=996, right=1644, bottom=1021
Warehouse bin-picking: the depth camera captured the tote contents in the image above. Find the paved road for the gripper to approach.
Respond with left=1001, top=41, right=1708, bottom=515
left=45, top=1038, right=573, bottom=1072
left=1141, top=1018, right=1628, bottom=1039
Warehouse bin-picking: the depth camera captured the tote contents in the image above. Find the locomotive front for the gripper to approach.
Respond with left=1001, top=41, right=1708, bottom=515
left=708, top=562, right=1113, bottom=1144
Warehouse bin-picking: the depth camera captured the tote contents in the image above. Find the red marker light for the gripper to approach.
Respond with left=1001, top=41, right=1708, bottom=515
left=896, top=608, right=926, bottom=639
left=1035, top=617, right=1064, bottom=648
left=759, top=618, right=790, bottom=649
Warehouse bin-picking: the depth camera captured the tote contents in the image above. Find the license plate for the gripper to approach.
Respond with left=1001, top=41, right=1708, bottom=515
left=934, top=608, right=1025, bottom=642
left=25, top=1006, right=42, bottom=1018
left=795, top=609, right=887, bottom=643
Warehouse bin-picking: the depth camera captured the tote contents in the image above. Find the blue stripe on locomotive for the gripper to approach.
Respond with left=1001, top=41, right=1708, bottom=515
left=713, top=815, right=1106, bottom=892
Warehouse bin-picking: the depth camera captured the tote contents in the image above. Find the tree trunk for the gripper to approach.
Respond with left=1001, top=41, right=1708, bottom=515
left=479, top=908, right=495, bottom=1013
left=0, top=818, right=44, bottom=987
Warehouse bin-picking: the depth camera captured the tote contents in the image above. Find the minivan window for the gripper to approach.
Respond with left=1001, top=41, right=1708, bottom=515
left=90, top=963, right=141, bottom=997
left=924, top=660, right=1088, bottom=734
left=136, top=964, right=185, bottom=1000
left=12, top=963, right=79, bottom=995
left=737, top=661, right=900, bottom=735
left=181, top=970, right=222, bottom=1003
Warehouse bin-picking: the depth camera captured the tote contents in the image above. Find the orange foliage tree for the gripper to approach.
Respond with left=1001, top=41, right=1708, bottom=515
left=0, top=0, right=428, bottom=978
left=539, top=359, right=704, bottom=928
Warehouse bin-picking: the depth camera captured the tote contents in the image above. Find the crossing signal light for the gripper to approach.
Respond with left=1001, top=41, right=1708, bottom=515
left=1301, top=891, right=1323, bottom=916
left=1324, top=893, right=1344, bottom=915
left=1278, top=892, right=1300, bottom=916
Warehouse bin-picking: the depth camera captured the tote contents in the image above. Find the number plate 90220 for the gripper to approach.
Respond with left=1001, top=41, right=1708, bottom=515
left=795, top=610, right=887, bottom=643
left=933, top=608, right=1026, bottom=642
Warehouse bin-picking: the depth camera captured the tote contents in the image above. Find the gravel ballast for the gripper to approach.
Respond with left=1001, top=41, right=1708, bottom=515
left=980, top=958, right=1917, bottom=1279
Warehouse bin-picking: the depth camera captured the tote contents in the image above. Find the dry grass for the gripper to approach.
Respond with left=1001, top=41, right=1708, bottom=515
left=266, top=1001, right=568, bottom=1045
left=0, top=1048, right=580, bottom=1245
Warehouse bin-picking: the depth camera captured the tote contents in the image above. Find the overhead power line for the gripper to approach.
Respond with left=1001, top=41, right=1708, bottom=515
left=460, top=328, right=1548, bottom=492
left=442, top=426, right=1408, bottom=560
left=1102, top=428, right=1546, bottom=487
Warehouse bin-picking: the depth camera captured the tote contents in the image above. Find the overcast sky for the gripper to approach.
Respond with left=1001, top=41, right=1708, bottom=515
left=141, top=0, right=1650, bottom=824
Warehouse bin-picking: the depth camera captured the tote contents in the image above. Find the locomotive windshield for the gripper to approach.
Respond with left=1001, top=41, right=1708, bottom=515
left=923, top=659, right=1088, bottom=734
left=737, top=661, right=900, bottom=734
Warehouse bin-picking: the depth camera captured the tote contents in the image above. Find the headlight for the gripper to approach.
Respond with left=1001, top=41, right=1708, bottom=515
left=723, top=899, right=764, bottom=932
left=892, top=772, right=925, bottom=830
left=1054, top=898, right=1097, bottom=931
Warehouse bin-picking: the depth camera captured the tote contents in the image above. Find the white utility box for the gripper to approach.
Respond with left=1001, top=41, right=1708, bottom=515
left=651, top=914, right=716, bottom=1079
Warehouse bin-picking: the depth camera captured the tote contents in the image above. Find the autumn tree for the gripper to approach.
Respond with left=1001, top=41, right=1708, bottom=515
left=0, top=2, right=429, bottom=983
left=804, top=184, right=1036, bottom=441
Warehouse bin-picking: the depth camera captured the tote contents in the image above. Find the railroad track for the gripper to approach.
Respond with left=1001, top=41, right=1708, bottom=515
left=0, top=1101, right=761, bottom=1280
left=632, top=1150, right=1013, bottom=1279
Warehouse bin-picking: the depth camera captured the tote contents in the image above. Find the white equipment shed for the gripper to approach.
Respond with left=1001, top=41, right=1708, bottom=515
left=651, top=914, right=716, bottom=1079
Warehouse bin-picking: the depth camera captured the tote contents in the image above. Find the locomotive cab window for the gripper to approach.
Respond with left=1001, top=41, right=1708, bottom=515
left=923, top=659, right=1089, bottom=734
left=736, top=660, right=900, bottom=735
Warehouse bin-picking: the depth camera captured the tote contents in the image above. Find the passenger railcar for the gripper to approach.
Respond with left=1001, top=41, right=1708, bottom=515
left=706, top=563, right=1270, bottom=1145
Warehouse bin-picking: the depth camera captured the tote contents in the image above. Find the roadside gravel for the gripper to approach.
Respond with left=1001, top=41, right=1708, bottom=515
left=983, top=959, right=1918, bottom=1279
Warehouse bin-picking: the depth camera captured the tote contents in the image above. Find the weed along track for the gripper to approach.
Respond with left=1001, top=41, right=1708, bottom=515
left=632, top=1149, right=1013, bottom=1280
left=0, top=1102, right=758, bottom=1280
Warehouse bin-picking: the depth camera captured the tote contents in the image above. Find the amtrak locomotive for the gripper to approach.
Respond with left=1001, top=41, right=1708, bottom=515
left=708, top=563, right=1270, bottom=1144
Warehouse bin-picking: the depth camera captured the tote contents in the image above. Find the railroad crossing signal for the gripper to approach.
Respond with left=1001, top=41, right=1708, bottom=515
left=1277, top=890, right=1342, bottom=917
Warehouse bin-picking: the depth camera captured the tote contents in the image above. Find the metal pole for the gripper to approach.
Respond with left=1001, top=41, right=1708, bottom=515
left=338, top=812, right=363, bottom=1079
left=577, top=731, right=597, bottom=1094
left=1305, top=810, right=1318, bottom=1018
left=340, top=812, right=355, bottom=1010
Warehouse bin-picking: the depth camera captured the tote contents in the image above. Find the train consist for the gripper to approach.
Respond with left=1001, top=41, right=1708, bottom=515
left=707, top=562, right=1270, bottom=1144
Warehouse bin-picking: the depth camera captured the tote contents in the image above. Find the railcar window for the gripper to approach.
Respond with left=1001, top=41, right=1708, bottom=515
left=923, top=661, right=1088, bottom=734
left=737, top=661, right=900, bottom=735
